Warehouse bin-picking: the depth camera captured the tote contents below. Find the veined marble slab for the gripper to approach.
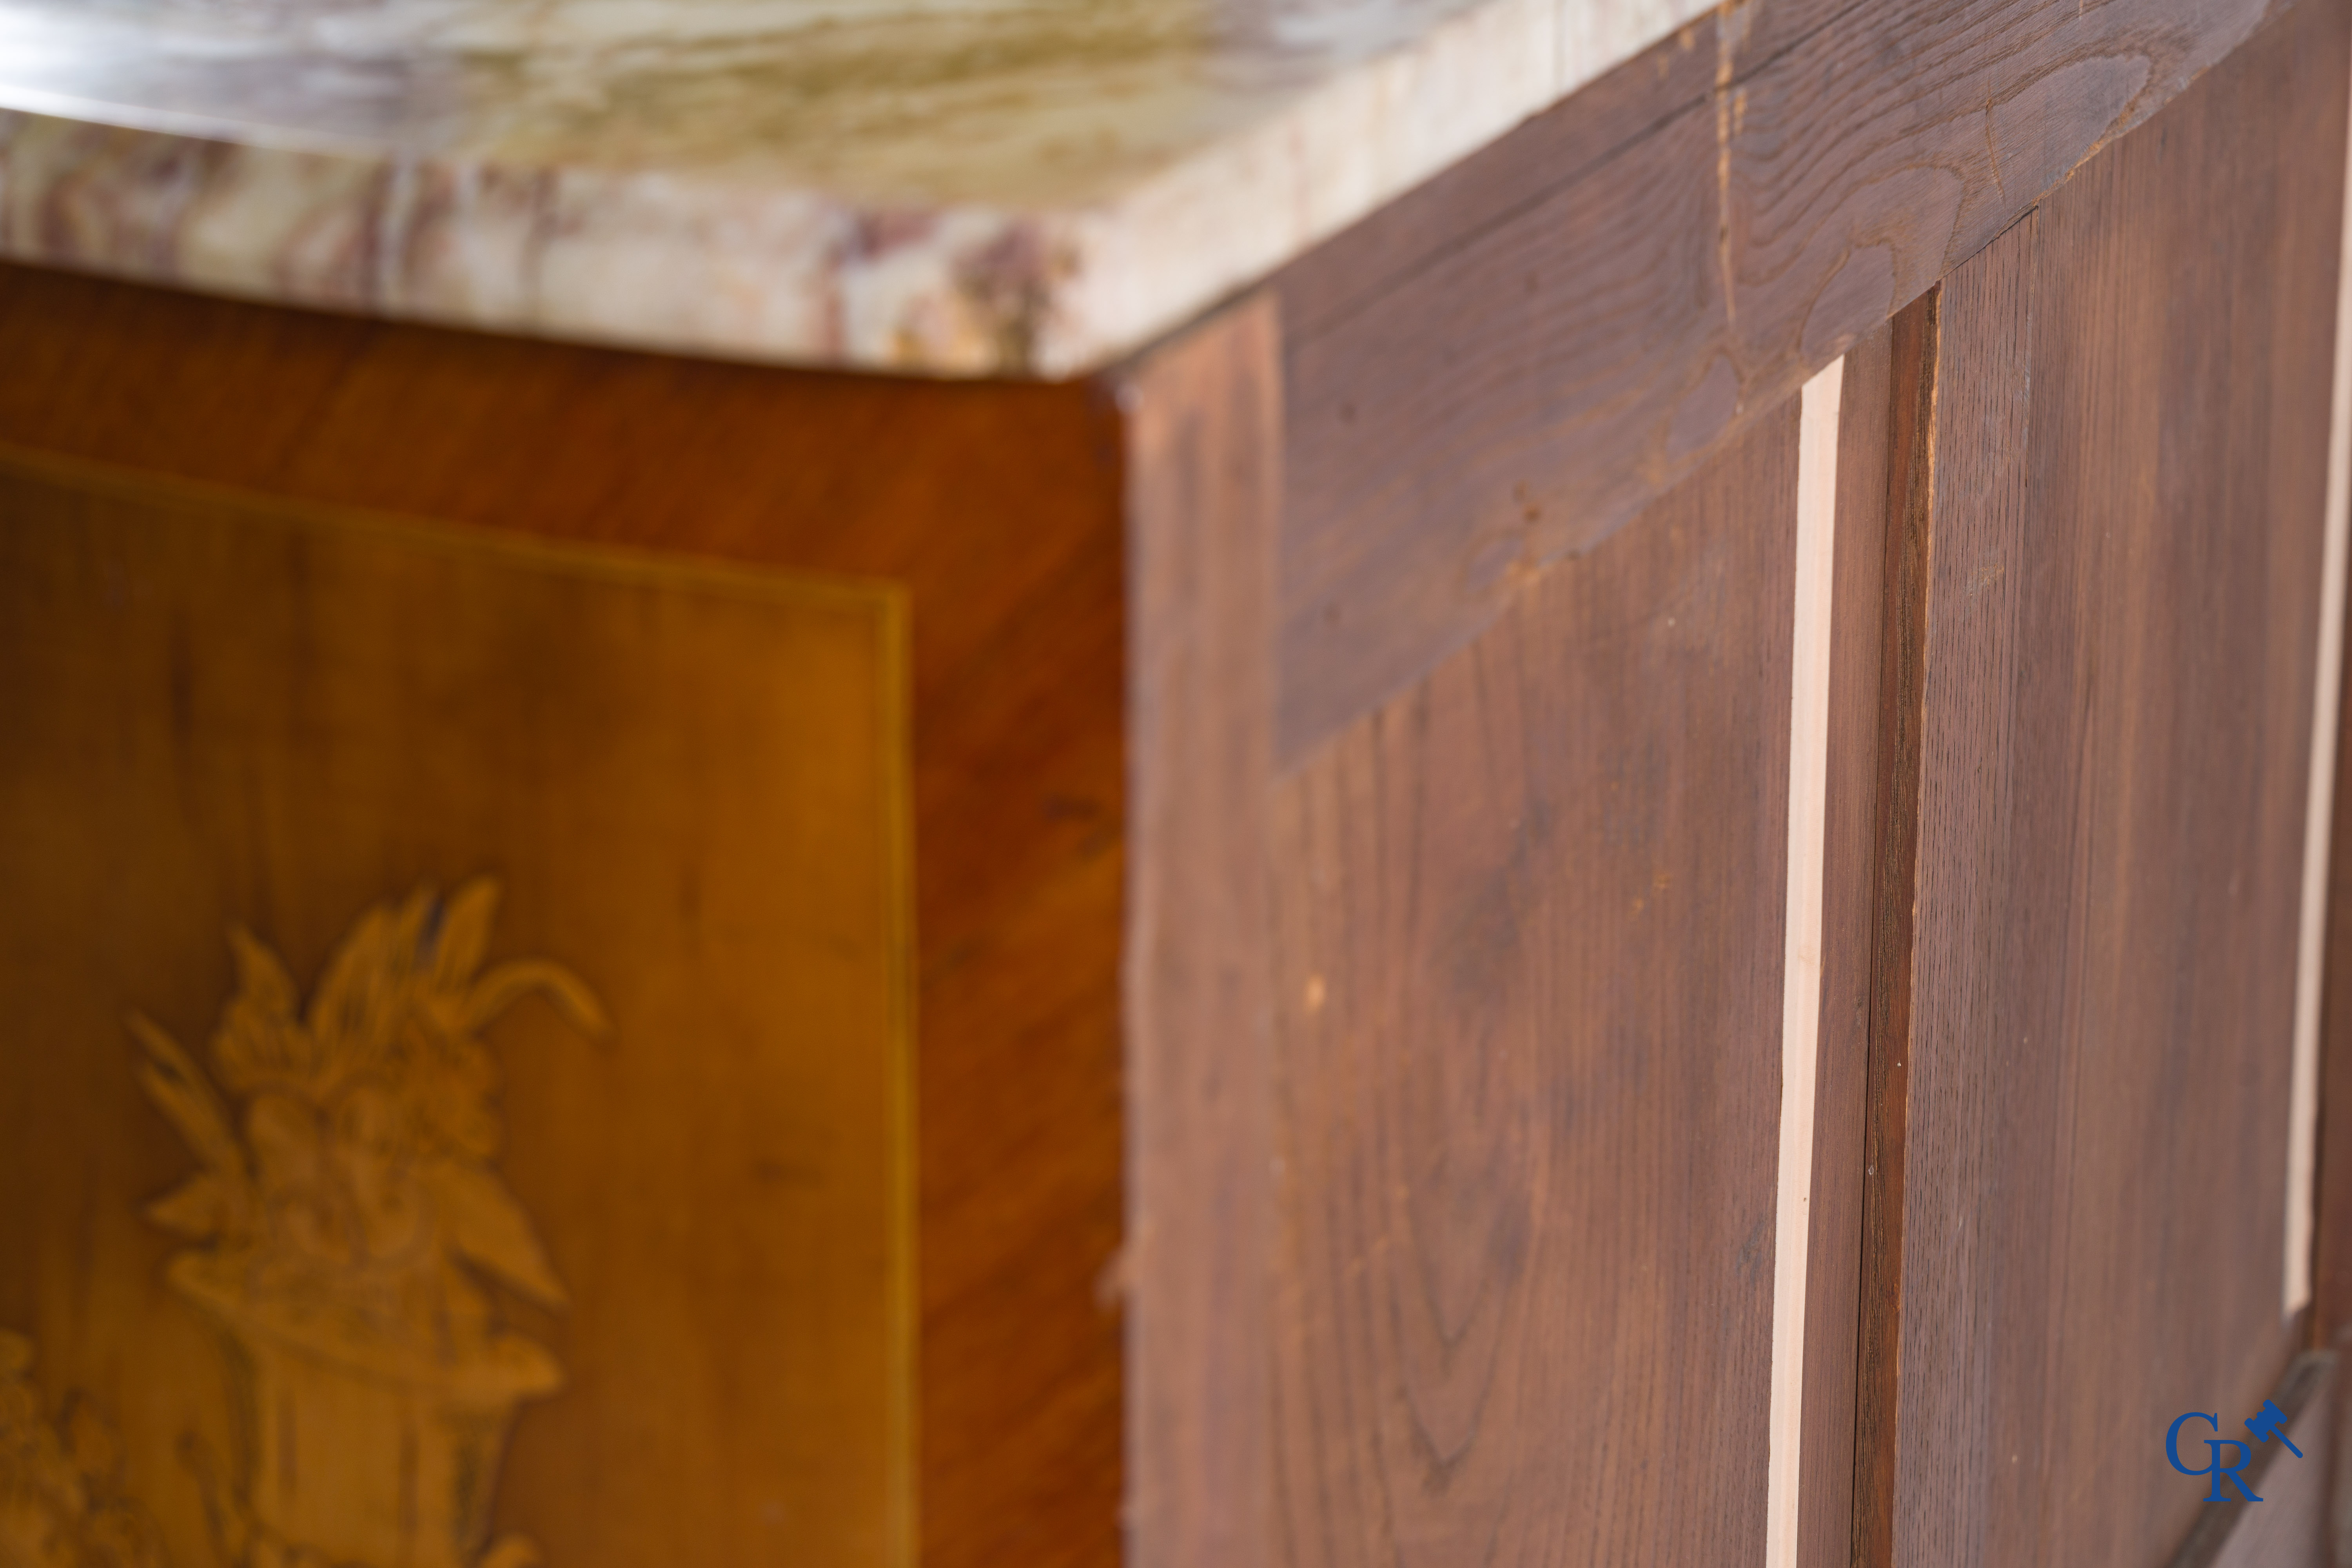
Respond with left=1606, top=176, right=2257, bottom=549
left=0, top=0, right=1717, bottom=375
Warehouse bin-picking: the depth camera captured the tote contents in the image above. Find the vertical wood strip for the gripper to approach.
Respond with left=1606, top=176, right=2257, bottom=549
left=2310, top=1, right=2352, bottom=1354
left=1893, top=209, right=2041, bottom=1568
left=1794, top=318, right=1896, bottom=1568
left=1120, top=296, right=1281, bottom=1568
left=1849, top=287, right=1942, bottom=1568
left=2286, top=10, right=2352, bottom=1318
left=1768, top=358, right=1843, bottom=1568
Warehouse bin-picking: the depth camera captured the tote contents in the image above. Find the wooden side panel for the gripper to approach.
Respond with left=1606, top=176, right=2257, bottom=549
left=1117, top=300, right=1281, bottom=1568
left=1875, top=6, right=2347, bottom=1562
left=1267, top=401, right=1798, bottom=1567
left=1276, top=0, right=2290, bottom=760
left=0, top=263, right=1130, bottom=1568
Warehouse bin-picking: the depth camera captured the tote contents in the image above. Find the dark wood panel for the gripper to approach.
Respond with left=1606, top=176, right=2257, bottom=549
left=0, top=261, right=1130, bottom=1568
left=1267, top=399, right=1798, bottom=1566
left=1850, top=286, right=1941, bottom=1568
left=1274, top=0, right=1871, bottom=349
left=1870, top=6, right=2345, bottom=1561
left=1274, top=16, right=1718, bottom=347
left=1794, top=318, right=1895, bottom=1568
left=1277, top=0, right=2290, bottom=761
left=1114, top=298, right=1282, bottom=1568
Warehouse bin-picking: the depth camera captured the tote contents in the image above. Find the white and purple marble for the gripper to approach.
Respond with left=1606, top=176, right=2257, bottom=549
left=0, top=0, right=1717, bottom=374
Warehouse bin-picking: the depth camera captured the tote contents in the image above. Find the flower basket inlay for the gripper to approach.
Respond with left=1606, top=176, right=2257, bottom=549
left=132, top=880, right=604, bottom=1568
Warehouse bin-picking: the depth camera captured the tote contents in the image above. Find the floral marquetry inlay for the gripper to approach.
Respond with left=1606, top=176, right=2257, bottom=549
left=0, top=1334, right=165, bottom=1568
left=1, top=447, right=914, bottom=1568
left=131, top=880, right=604, bottom=1568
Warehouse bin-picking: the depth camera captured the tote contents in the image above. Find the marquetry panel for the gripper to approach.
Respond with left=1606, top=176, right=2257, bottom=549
left=0, top=259, right=1131, bottom=1568
left=0, top=450, right=915, bottom=1568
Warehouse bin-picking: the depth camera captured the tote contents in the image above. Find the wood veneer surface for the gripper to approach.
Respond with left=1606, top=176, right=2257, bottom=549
left=1267, top=401, right=1799, bottom=1566
left=1869, top=4, right=2347, bottom=1560
left=1795, top=317, right=1896, bottom=1568
left=1276, top=0, right=2291, bottom=760
left=1117, top=299, right=1283, bottom=1568
left=0, top=456, right=920, bottom=1568
left=0, top=262, right=1130, bottom=1568
left=1850, top=287, right=1940, bottom=1568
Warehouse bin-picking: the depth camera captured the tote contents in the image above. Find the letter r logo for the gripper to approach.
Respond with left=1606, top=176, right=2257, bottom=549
left=2166, top=1412, right=2263, bottom=1500
left=2203, top=1439, right=2262, bottom=1503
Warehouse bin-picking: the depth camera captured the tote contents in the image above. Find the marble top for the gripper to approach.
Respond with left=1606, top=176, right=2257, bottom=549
left=0, top=0, right=1714, bottom=374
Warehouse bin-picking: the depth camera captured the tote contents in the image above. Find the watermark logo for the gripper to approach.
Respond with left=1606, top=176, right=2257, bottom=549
left=2167, top=1400, right=2303, bottom=1502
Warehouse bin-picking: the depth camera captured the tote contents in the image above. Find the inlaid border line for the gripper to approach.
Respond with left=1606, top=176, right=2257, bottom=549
left=2285, top=34, right=2352, bottom=1319
left=1768, top=356, right=1844, bottom=1568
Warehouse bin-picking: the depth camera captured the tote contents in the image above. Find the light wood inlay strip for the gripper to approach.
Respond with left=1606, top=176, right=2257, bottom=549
left=1769, top=356, right=1844, bottom=1568
left=2286, top=33, right=2352, bottom=1318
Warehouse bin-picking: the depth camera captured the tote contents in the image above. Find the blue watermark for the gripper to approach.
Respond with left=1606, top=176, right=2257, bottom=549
left=2167, top=1400, right=2303, bottom=1502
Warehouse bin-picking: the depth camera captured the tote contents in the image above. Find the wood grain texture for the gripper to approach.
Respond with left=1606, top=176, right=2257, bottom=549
left=1276, top=0, right=2289, bottom=760
left=1270, top=0, right=1876, bottom=350
left=0, top=456, right=917, bottom=1568
left=1267, top=401, right=1798, bottom=1568
left=1791, top=316, right=1895, bottom=1568
left=1116, top=298, right=1281, bottom=1568
left=1876, top=7, right=2346, bottom=1561
left=2164, top=1353, right=2333, bottom=1568
left=0, top=260, right=1130, bottom=1568
left=1849, top=286, right=1940, bottom=1568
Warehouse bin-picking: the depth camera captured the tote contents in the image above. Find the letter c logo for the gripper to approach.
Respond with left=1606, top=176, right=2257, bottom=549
left=2169, top=1412, right=2220, bottom=1475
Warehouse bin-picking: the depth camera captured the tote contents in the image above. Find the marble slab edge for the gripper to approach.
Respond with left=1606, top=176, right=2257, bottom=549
left=0, top=0, right=1715, bottom=379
